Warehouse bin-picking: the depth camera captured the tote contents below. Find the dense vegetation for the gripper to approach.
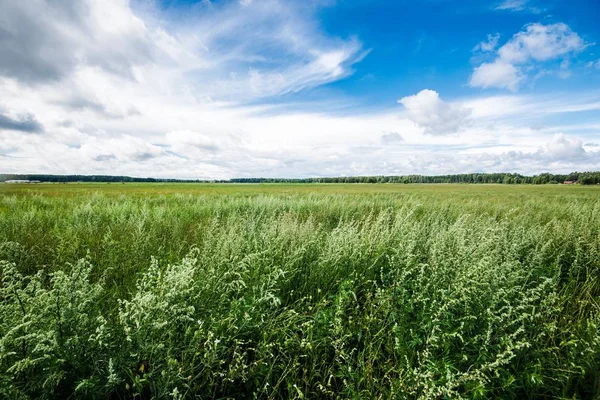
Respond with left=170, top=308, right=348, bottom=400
left=3, top=170, right=600, bottom=184
left=1, top=184, right=599, bottom=399
left=228, top=171, right=600, bottom=185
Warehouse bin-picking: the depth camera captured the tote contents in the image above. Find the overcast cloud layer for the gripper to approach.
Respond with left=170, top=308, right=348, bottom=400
left=0, top=0, right=599, bottom=179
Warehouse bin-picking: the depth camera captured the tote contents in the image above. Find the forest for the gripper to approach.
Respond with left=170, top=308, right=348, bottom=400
left=3, top=171, right=600, bottom=184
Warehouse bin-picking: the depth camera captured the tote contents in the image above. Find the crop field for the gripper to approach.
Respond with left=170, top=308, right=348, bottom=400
left=1, top=183, right=599, bottom=399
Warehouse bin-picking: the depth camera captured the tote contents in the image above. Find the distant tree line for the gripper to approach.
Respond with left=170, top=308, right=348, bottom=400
left=0, top=174, right=203, bottom=183
left=2, top=172, right=600, bottom=185
left=226, top=171, right=600, bottom=185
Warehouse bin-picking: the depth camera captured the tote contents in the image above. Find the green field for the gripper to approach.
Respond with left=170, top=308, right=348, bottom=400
left=1, top=183, right=599, bottom=399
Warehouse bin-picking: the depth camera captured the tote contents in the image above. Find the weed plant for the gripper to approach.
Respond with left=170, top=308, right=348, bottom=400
left=1, top=185, right=599, bottom=398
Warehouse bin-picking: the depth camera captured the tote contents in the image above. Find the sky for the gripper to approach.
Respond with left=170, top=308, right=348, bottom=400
left=0, top=0, right=599, bottom=179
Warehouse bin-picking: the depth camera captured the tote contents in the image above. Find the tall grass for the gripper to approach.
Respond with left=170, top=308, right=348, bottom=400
left=1, top=186, right=599, bottom=398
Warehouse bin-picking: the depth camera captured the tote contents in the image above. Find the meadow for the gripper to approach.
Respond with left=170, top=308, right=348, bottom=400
left=1, top=183, right=599, bottom=399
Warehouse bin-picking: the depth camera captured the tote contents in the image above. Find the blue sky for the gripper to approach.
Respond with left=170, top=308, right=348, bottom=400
left=0, top=0, right=599, bottom=178
left=322, top=0, right=600, bottom=101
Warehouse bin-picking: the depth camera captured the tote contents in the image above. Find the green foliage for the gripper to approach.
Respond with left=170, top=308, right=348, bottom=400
left=0, top=258, right=109, bottom=398
left=3, top=170, right=600, bottom=184
left=1, top=185, right=599, bottom=398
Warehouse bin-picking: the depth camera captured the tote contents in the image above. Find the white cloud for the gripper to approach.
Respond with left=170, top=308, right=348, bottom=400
left=539, top=133, right=585, bottom=160
left=398, top=90, right=471, bottom=136
left=495, top=0, right=543, bottom=13
left=166, top=130, right=221, bottom=153
left=381, top=132, right=403, bottom=144
left=0, top=0, right=365, bottom=101
left=0, top=0, right=156, bottom=83
left=586, top=59, right=600, bottom=70
left=557, top=60, right=571, bottom=79
left=474, top=33, right=500, bottom=52
left=495, top=0, right=529, bottom=11
left=462, top=92, right=600, bottom=119
left=470, top=61, right=522, bottom=91
left=79, top=135, right=164, bottom=162
left=470, top=23, right=588, bottom=91
left=498, top=23, right=587, bottom=63
left=0, top=1, right=599, bottom=178
left=0, top=110, right=43, bottom=133
left=2, top=110, right=599, bottom=178
left=240, top=39, right=367, bottom=97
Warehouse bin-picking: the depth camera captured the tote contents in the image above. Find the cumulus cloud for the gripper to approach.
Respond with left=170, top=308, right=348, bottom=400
left=79, top=135, right=164, bottom=163
left=0, top=0, right=155, bottom=83
left=2, top=115, right=599, bottom=178
left=398, top=90, right=471, bottom=136
left=474, top=33, right=500, bottom=52
left=0, top=111, right=43, bottom=133
left=470, top=23, right=588, bottom=91
left=470, top=61, right=523, bottom=91
left=93, top=153, right=117, bottom=162
left=370, top=134, right=595, bottom=177
left=538, top=133, right=585, bottom=160
left=498, top=24, right=586, bottom=63
left=381, top=132, right=404, bottom=144
left=166, top=130, right=220, bottom=153
left=57, top=96, right=141, bottom=119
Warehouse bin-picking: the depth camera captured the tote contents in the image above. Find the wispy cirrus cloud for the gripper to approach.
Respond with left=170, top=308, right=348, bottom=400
left=496, top=0, right=529, bottom=11
left=0, top=0, right=366, bottom=101
left=495, top=0, right=544, bottom=13
left=586, top=59, right=600, bottom=70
